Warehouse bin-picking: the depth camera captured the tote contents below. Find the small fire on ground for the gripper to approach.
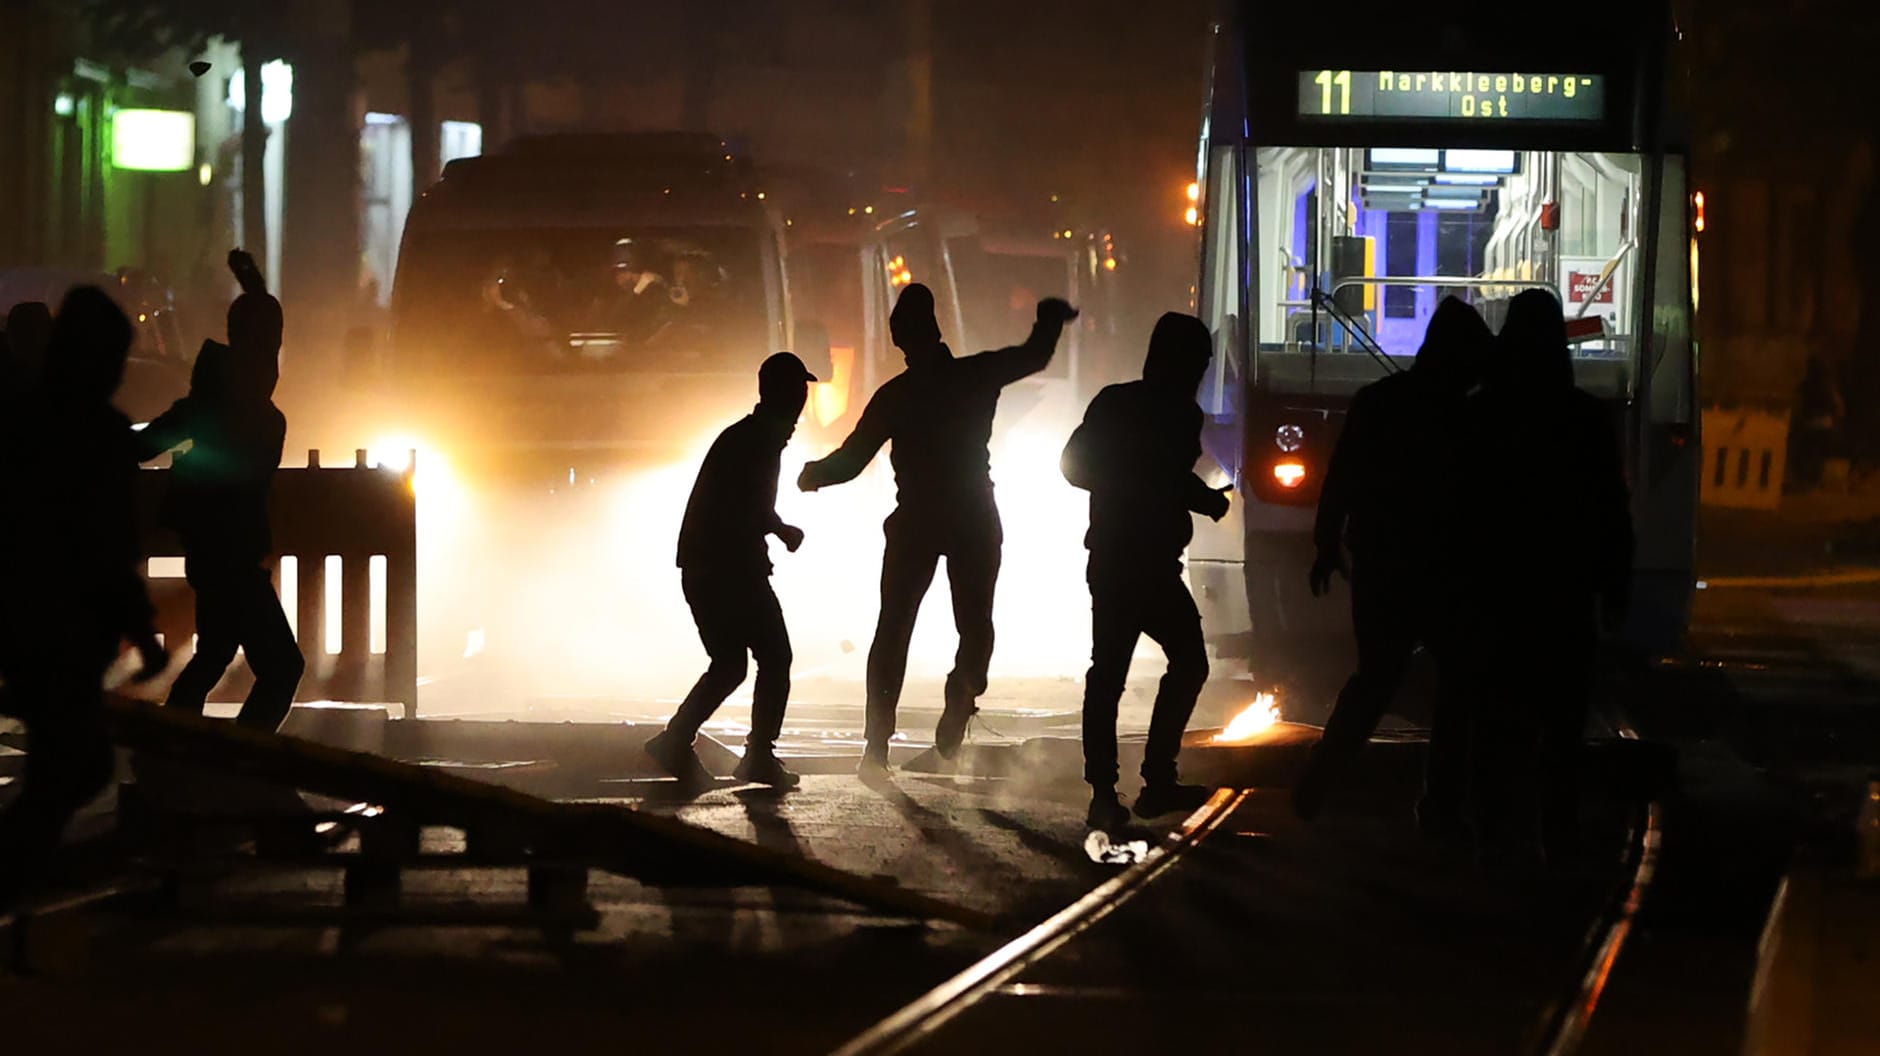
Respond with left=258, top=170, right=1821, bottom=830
left=1212, top=692, right=1281, bottom=744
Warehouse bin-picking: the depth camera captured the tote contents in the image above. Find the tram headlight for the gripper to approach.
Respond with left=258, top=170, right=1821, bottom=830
left=1274, top=424, right=1305, bottom=453
left=1272, top=460, right=1307, bottom=489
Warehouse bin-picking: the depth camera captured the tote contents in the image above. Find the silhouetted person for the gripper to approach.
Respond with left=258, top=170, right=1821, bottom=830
left=0, top=287, right=165, bottom=906
left=135, top=254, right=302, bottom=731
left=1294, top=297, right=1492, bottom=832
left=1062, top=313, right=1227, bottom=829
left=2, top=301, right=53, bottom=400
left=1468, top=289, right=1632, bottom=863
left=645, top=352, right=817, bottom=790
left=798, top=284, right=1078, bottom=776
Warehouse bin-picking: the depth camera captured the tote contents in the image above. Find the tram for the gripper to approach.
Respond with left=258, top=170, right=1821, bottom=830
left=1192, top=2, right=1699, bottom=689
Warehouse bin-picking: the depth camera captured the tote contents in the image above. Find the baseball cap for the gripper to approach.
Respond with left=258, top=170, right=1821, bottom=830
left=759, top=350, right=818, bottom=385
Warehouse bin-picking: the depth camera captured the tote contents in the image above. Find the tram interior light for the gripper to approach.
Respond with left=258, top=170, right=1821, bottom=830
left=1368, top=147, right=1441, bottom=169
left=1442, top=149, right=1518, bottom=174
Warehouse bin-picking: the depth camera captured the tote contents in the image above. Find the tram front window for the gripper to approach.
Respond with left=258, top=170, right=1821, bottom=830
left=1251, top=145, right=1647, bottom=399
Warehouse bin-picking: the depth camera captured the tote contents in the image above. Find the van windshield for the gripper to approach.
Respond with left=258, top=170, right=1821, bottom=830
left=392, top=225, right=768, bottom=373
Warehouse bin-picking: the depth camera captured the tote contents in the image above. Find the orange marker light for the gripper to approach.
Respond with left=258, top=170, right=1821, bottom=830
left=1272, top=460, right=1307, bottom=489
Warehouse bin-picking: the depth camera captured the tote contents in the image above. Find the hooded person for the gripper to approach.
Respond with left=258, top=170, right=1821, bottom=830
left=798, top=283, right=1079, bottom=777
left=645, top=352, right=817, bottom=790
left=134, top=271, right=302, bottom=732
left=1464, top=289, right=1632, bottom=863
left=2, top=301, right=53, bottom=402
left=1295, top=296, right=1493, bottom=831
left=0, top=287, right=165, bottom=906
left=1061, top=312, right=1230, bottom=830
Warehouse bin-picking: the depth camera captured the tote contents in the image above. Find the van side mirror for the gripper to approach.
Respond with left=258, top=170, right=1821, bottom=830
left=796, top=320, right=834, bottom=380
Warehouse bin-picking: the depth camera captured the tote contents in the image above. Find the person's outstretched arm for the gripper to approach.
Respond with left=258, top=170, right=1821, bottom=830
left=1184, top=472, right=1231, bottom=519
left=132, top=399, right=195, bottom=462
left=973, top=299, right=1080, bottom=388
left=799, top=385, right=894, bottom=491
left=229, top=248, right=268, bottom=296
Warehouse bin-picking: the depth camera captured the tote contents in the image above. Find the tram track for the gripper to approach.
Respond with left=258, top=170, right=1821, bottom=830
left=833, top=787, right=1251, bottom=1056
left=835, top=755, right=1667, bottom=1056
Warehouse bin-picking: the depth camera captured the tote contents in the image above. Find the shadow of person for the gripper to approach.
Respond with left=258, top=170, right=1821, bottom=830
left=734, top=786, right=806, bottom=857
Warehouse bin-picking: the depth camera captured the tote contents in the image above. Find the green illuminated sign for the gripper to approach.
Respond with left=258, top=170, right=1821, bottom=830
left=112, top=108, right=196, bottom=172
left=1299, top=70, right=1606, bottom=123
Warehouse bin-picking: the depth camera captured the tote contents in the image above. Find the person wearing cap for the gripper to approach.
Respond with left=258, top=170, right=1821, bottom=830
left=798, top=283, right=1078, bottom=776
left=645, top=351, right=817, bottom=789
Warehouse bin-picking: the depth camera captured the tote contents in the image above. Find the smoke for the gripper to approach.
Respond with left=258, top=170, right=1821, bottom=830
left=410, top=412, right=1097, bottom=719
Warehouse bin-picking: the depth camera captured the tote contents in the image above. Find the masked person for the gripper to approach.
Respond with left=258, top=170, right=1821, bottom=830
left=1466, top=289, right=1632, bottom=864
left=0, top=287, right=166, bottom=906
left=1061, top=313, right=1227, bottom=829
left=1295, top=298, right=1492, bottom=832
left=798, top=284, right=1078, bottom=778
left=135, top=256, right=302, bottom=731
left=646, top=352, right=818, bottom=790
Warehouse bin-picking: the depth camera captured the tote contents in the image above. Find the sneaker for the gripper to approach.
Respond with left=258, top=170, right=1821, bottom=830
left=858, top=743, right=893, bottom=784
left=734, top=749, right=801, bottom=790
left=1133, top=782, right=1212, bottom=820
left=645, top=730, right=713, bottom=786
left=1086, top=790, right=1130, bottom=832
left=934, top=705, right=976, bottom=760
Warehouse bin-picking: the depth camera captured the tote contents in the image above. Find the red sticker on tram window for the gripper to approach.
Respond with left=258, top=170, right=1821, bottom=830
left=1568, top=271, right=1615, bottom=305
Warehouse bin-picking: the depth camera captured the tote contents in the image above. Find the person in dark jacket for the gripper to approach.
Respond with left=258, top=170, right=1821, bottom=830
left=2, top=301, right=52, bottom=399
left=1295, top=297, right=1492, bottom=831
left=135, top=263, right=302, bottom=731
left=798, top=284, right=1078, bottom=775
left=1468, top=289, right=1633, bottom=862
left=645, top=352, right=817, bottom=790
left=0, top=287, right=166, bottom=906
left=1061, top=312, right=1229, bottom=829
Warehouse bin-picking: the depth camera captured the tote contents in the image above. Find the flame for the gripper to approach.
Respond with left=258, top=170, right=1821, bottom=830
left=1212, top=692, right=1280, bottom=743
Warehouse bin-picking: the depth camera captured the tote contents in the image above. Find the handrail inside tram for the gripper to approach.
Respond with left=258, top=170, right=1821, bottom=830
left=1329, top=276, right=1561, bottom=294
left=1572, top=239, right=1637, bottom=320
left=1308, top=285, right=1400, bottom=376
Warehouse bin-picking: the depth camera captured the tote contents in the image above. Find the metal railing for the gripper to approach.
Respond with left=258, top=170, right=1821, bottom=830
left=137, top=452, right=419, bottom=718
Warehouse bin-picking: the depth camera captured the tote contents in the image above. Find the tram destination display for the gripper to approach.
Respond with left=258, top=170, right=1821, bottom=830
left=1299, top=70, right=1605, bottom=122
